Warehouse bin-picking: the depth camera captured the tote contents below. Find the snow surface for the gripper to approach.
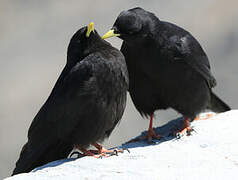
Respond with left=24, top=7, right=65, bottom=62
left=6, top=110, right=238, bottom=180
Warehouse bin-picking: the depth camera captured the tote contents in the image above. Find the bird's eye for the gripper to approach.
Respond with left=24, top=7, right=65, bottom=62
left=114, top=28, right=120, bottom=34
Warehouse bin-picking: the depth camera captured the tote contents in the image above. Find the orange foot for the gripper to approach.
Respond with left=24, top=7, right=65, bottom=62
left=76, top=145, right=111, bottom=158
left=175, top=117, right=194, bottom=139
left=128, top=127, right=161, bottom=143
left=129, top=114, right=161, bottom=143
left=91, top=143, right=126, bottom=156
left=139, top=127, right=161, bottom=143
left=129, top=113, right=161, bottom=143
left=175, top=113, right=215, bottom=138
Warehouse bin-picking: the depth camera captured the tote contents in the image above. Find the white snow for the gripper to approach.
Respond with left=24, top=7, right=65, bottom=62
left=6, top=110, right=238, bottom=180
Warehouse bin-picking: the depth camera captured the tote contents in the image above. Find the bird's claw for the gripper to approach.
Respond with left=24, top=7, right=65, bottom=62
left=125, top=148, right=130, bottom=153
left=113, top=149, right=118, bottom=156
left=69, top=151, right=82, bottom=158
left=111, top=148, right=130, bottom=154
left=176, top=127, right=195, bottom=139
left=176, top=132, right=182, bottom=139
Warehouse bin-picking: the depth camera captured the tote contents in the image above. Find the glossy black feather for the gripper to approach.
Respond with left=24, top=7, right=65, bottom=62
left=12, top=27, right=128, bottom=175
left=112, top=7, right=230, bottom=119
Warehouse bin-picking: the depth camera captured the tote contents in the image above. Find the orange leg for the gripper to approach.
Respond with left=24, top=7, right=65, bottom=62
left=147, top=114, right=161, bottom=142
left=175, top=113, right=214, bottom=138
left=129, top=114, right=160, bottom=143
left=175, top=117, right=193, bottom=138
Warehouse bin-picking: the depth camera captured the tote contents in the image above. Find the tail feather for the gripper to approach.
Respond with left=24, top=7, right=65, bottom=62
left=209, top=92, right=231, bottom=113
left=12, top=140, right=73, bottom=176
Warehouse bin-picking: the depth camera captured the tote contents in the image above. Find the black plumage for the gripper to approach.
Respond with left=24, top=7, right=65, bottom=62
left=12, top=23, right=128, bottom=175
left=102, top=7, right=230, bottom=140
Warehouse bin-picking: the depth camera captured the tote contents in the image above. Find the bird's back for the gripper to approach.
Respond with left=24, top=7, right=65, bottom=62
left=121, top=21, right=215, bottom=118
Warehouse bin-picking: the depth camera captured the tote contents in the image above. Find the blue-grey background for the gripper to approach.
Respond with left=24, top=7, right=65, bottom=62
left=0, top=0, right=237, bottom=178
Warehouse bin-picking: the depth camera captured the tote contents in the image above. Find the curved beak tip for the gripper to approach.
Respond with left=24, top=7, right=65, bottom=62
left=102, top=29, right=120, bottom=39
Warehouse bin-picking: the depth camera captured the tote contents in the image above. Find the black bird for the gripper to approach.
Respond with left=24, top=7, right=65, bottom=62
left=102, top=7, right=230, bottom=142
left=12, top=22, right=128, bottom=175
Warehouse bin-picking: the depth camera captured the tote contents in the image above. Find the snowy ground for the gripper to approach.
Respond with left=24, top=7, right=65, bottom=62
left=6, top=110, right=238, bottom=180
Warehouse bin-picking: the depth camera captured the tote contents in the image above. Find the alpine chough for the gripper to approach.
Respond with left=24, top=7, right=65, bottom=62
left=12, top=22, right=128, bottom=175
left=102, top=7, right=230, bottom=142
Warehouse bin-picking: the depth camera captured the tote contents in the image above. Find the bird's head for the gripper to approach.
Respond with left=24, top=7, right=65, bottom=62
left=102, top=7, right=159, bottom=43
left=67, top=22, right=104, bottom=63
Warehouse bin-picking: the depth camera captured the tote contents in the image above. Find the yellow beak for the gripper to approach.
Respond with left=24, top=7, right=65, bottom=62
left=102, top=29, right=120, bottom=39
left=86, top=22, right=95, bottom=37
